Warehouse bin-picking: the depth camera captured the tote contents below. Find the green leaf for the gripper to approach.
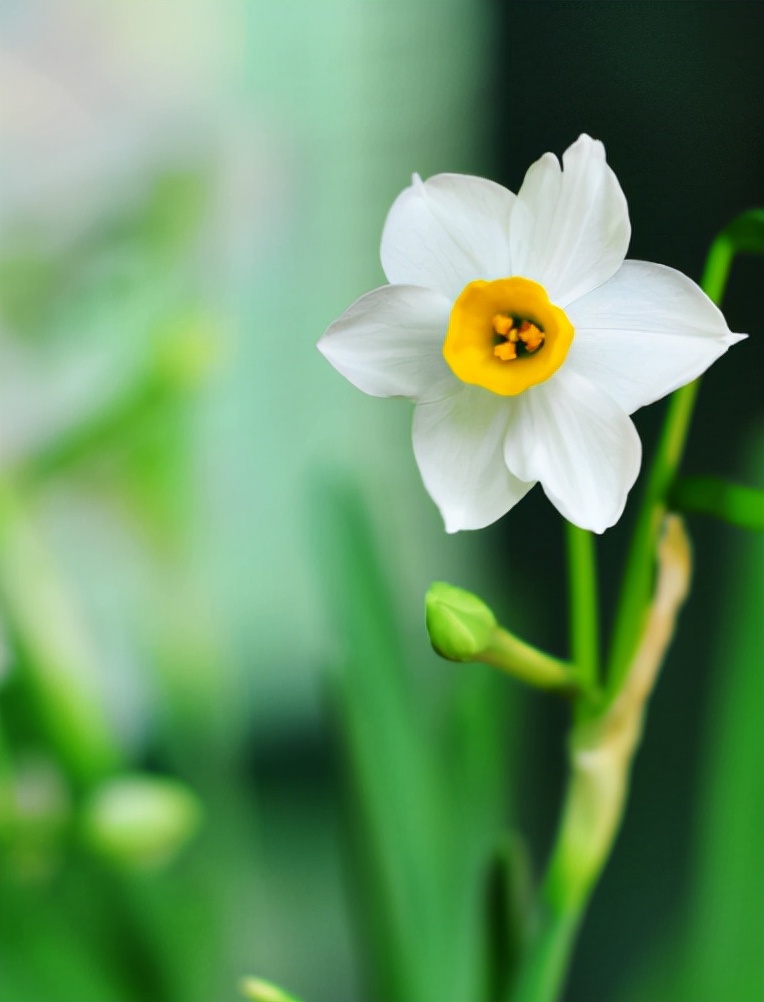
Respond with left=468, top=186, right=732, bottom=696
left=702, top=207, right=764, bottom=303
left=313, top=479, right=455, bottom=1002
left=0, top=486, right=123, bottom=786
left=717, top=207, right=764, bottom=256
left=669, top=475, right=764, bottom=531
left=483, top=833, right=533, bottom=1002
left=312, top=477, right=513, bottom=1002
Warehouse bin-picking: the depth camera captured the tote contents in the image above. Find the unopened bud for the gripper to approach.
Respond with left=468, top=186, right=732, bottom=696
left=240, top=978, right=303, bottom=1002
left=80, top=774, right=201, bottom=869
left=426, top=582, right=578, bottom=694
left=425, top=582, right=497, bottom=662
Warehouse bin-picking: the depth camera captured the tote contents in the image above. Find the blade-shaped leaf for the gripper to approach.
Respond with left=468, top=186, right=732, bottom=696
left=718, top=207, right=764, bottom=256
left=670, top=475, right=764, bottom=531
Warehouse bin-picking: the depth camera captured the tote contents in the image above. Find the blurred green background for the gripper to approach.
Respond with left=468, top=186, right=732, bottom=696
left=0, top=3, right=761, bottom=1001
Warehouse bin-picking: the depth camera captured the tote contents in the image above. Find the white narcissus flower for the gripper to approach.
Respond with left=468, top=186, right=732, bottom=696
left=318, top=135, right=745, bottom=534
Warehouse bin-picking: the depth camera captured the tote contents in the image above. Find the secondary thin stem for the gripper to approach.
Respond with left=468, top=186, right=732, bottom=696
left=565, top=523, right=600, bottom=694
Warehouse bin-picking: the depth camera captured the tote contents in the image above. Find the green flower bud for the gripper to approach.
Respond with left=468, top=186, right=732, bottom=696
left=425, top=582, right=497, bottom=662
left=425, top=582, right=580, bottom=695
left=80, top=774, right=201, bottom=870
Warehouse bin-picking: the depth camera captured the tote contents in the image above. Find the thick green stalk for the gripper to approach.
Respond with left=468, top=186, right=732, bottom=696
left=510, top=516, right=692, bottom=1002
left=507, top=531, right=603, bottom=1002
left=508, top=721, right=626, bottom=1002
left=508, top=905, right=581, bottom=1002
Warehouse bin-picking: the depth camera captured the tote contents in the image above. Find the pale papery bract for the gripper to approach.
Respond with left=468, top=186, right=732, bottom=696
left=318, top=135, right=745, bottom=533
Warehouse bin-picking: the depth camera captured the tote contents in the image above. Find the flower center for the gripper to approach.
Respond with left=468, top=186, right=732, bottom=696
left=443, top=276, right=574, bottom=396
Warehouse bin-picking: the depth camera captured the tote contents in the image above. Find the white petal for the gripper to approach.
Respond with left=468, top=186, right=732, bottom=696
left=413, top=386, right=534, bottom=532
left=510, top=135, right=631, bottom=307
left=566, top=261, right=746, bottom=414
left=318, top=284, right=456, bottom=402
left=380, top=173, right=516, bottom=300
left=503, top=369, right=641, bottom=533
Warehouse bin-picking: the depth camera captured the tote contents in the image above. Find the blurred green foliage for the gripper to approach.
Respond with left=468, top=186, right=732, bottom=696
left=0, top=156, right=227, bottom=1001
left=617, top=434, right=764, bottom=1002
left=315, top=479, right=513, bottom=1001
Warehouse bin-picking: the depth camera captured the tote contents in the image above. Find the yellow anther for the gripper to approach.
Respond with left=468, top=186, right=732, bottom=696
left=518, top=321, right=545, bottom=353
left=492, top=314, right=513, bottom=336
left=494, top=340, right=518, bottom=361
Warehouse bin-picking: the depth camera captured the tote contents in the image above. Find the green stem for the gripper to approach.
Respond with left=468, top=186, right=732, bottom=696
left=480, top=628, right=578, bottom=693
left=565, top=523, right=600, bottom=692
left=509, top=735, right=625, bottom=1002
left=508, top=906, right=581, bottom=1002
left=509, top=706, right=636, bottom=1002
left=605, top=235, right=733, bottom=697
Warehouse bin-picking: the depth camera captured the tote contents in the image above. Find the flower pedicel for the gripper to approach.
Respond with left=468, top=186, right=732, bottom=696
left=318, top=135, right=744, bottom=533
